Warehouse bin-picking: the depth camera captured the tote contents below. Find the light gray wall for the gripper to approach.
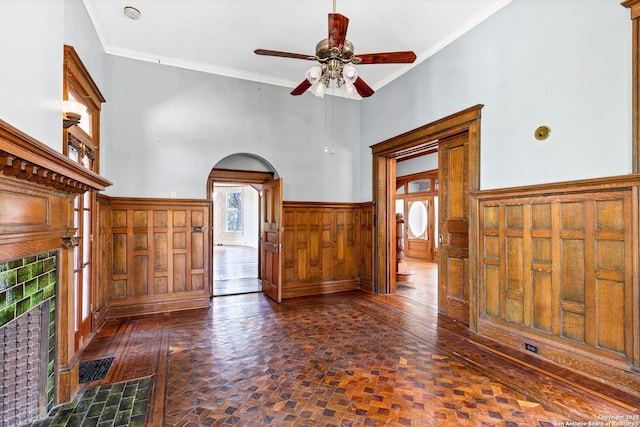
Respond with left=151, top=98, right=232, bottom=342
left=0, top=0, right=107, bottom=152
left=396, top=154, right=439, bottom=178
left=360, top=0, right=632, bottom=195
left=64, top=0, right=108, bottom=93
left=0, top=1, right=64, bottom=149
left=0, top=0, right=634, bottom=204
left=102, top=56, right=362, bottom=202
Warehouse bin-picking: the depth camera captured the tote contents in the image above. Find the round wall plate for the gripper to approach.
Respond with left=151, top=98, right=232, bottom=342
left=535, top=125, right=551, bottom=141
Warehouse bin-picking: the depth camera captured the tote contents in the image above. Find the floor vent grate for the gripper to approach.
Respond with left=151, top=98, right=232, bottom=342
left=79, top=357, right=114, bottom=383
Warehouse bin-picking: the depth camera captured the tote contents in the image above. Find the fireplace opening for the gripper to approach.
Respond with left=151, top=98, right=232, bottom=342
left=0, top=251, right=57, bottom=426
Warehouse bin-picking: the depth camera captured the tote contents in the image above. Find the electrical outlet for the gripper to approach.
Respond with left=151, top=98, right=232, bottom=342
left=170, top=192, right=177, bottom=198
left=524, top=343, right=538, bottom=353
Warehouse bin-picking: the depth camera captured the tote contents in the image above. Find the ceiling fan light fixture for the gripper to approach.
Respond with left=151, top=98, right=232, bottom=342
left=342, top=65, right=358, bottom=97
left=305, top=65, right=324, bottom=84
left=310, top=80, right=327, bottom=98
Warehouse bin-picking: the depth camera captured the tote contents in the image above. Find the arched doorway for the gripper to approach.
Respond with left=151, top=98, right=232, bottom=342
left=206, top=154, right=282, bottom=300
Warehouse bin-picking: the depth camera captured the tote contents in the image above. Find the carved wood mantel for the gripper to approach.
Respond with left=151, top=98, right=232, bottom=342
left=0, top=119, right=109, bottom=195
left=0, top=119, right=111, bottom=406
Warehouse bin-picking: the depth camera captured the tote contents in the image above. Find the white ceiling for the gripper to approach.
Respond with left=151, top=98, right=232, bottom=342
left=82, top=0, right=512, bottom=97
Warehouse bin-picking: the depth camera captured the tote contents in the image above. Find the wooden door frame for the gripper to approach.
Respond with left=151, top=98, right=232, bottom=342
left=370, top=105, right=483, bottom=329
left=396, top=170, right=439, bottom=261
left=206, top=168, right=275, bottom=296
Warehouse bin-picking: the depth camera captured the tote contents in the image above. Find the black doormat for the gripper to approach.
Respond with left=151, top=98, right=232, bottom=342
left=79, top=357, right=115, bottom=383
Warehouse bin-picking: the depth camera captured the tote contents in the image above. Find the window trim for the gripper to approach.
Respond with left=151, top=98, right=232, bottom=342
left=63, top=45, right=105, bottom=172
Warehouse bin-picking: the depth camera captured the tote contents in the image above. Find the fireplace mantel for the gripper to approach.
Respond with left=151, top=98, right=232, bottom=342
left=0, top=119, right=111, bottom=194
left=0, top=119, right=112, bottom=412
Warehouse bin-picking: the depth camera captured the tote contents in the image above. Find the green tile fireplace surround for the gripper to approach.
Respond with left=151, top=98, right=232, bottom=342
left=0, top=251, right=57, bottom=327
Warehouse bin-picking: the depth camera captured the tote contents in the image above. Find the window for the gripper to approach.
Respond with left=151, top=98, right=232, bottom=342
left=63, top=45, right=105, bottom=349
left=226, top=190, right=242, bottom=232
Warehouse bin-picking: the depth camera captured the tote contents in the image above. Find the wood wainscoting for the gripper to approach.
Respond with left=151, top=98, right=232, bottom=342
left=98, top=196, right=212, bottom=318
left=282, top=202, right=374, bottom=298
left=472, top=174, right=640, bottom=394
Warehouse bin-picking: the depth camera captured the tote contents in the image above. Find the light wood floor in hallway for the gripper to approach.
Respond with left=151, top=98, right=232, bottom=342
left=213, top=245, right=261, bottom=296
left=79, top=253, right=640, bottom=426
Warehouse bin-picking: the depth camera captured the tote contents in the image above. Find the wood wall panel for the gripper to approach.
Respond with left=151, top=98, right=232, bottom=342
left=282, top=202, right=368, bottom=298
left=101, top=197, right=211, bottom=317
left=473, top=175, right=640, bottom=393
left=358, top=203, right=374, bottom=293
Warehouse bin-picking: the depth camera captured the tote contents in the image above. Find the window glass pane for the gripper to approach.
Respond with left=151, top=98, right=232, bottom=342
left=396, top=185, right=405, bottom=195
left=395, top=199, right=404, bottom=215
left=74, top=275, right=80, bottom=331
left=408, top=201, right=428, bottom=239
left=69, top=145, right=79, bottom=163
left=83, top=211, right=91, bottom=260
left=226, top=191, right=242, bottom=232
left=408, top=179, right=430, bottom=193
left=82, top=266, right=90, bottom=319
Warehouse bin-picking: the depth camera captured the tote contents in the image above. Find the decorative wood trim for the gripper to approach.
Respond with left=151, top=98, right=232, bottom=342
left=472, top=173, right=640, bottom=392
left=67, top=126, right=96, bottom=161
left=470, top=173, right=640, bottom=199
left=370, top=105, right=483, bottom=302
left=208, top=168, right=274, bottom=183
left=103, top=196, right=211, bottom=207
left=283, top=201, right=363, bottom=209
left=371, top=105, right=483, bottom=157
left=0, top=119, right=111, bottom=194
left=623, top=0, right=640, bottom=172
left=395, top=169, right=438, bottom=190
left=63, top=45, right=106, bottom=108
left=63, top=45, right=105, bottom=172
left=61, top=236, right=80, bottom=249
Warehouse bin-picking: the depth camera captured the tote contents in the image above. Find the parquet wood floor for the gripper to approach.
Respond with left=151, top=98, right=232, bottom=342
left=80, top=256, right=640, bottom=426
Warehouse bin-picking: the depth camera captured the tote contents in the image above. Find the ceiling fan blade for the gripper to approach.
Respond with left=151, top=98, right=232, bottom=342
left=356, top=51, right=417, bottom=64
left=290, top=79, right=312, bottom=96
left=328, top=13, right=349, bottom=50
left=354, top=77, right=374, bottom=98
left=254, top=49, right=314, bottom=60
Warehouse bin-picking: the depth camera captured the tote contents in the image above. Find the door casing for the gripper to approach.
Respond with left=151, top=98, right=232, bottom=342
left=207, top=168, right=278, bottom=299
left=370, top=105, right=482, bottom=330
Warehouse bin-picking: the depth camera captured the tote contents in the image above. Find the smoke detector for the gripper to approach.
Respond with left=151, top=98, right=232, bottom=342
left=123, top=6, right=141, bottom=20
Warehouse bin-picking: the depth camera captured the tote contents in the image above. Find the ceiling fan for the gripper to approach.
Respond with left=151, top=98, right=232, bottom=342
left=254, top=3, right=416, bottom=98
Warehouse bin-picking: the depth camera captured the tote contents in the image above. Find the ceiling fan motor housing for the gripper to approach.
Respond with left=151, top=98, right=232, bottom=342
left=315, top=39, right=354, bottom=60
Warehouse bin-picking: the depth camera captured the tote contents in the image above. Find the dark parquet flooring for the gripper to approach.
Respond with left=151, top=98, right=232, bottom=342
left=78, top=255, right=640, bottom=426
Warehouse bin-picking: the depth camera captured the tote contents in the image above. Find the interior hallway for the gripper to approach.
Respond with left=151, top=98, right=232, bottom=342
left=65, top=253, right=640, bottom=426
left=213, top=245, right=261, bottom=296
